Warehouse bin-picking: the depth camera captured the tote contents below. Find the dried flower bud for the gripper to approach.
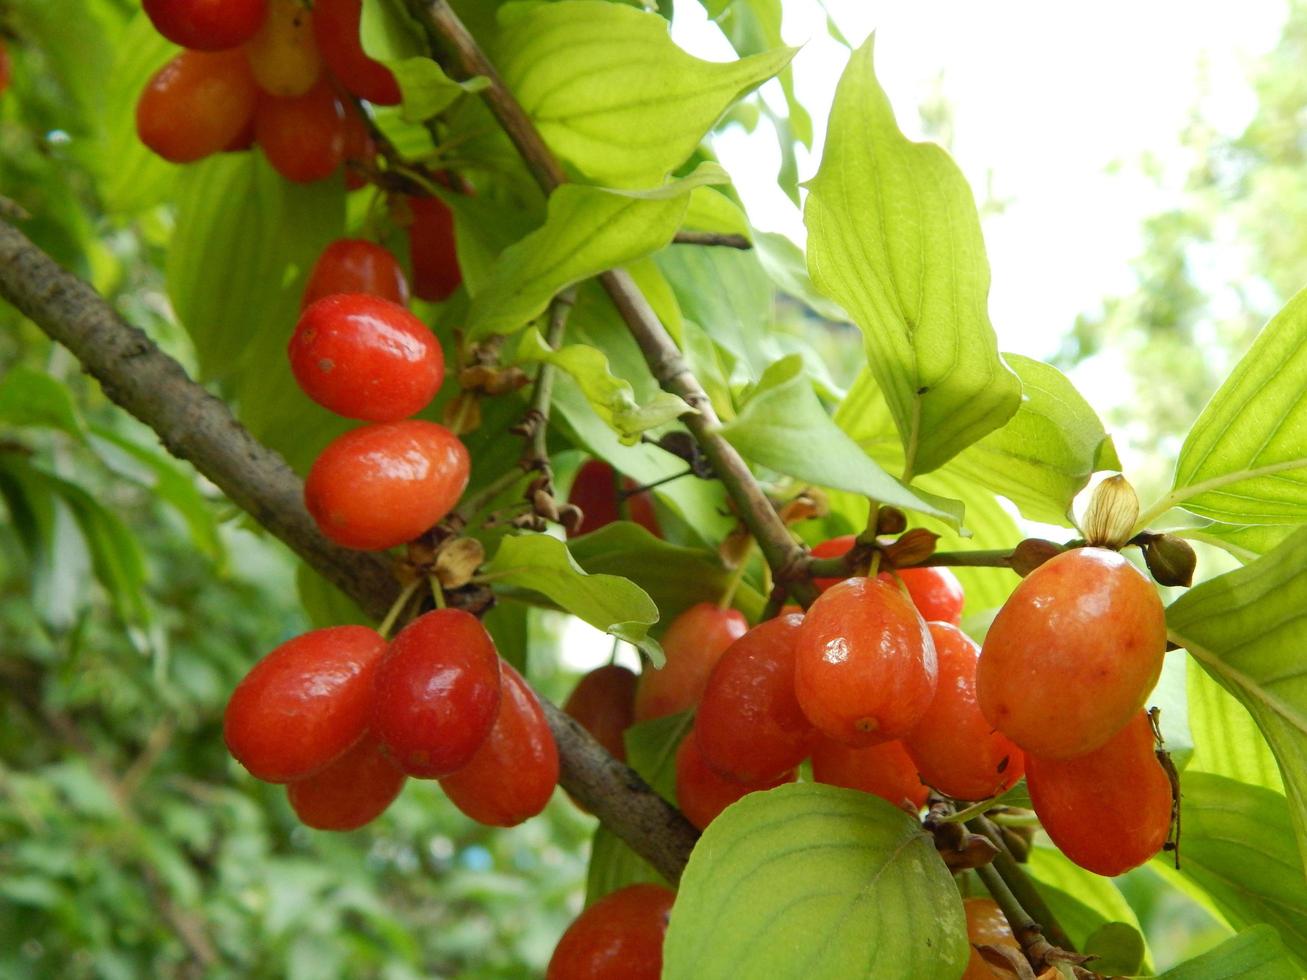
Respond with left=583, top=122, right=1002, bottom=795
left=1010, top=538, right=1062, bottom=577
left=883, top=528, right=939, bottom=568
left=442, top=391, right=481, bottom=434
left=778, top=489, right=829, bottom=526
left=876, top=507, right=908, bottom=535
left=718, top=524, right=753, bottom=569
left=1080, top=474, right=1140, bottom=550
left=1143, top=533, right=1197, bottom=588
left=434, top=537, right=486, bottom=589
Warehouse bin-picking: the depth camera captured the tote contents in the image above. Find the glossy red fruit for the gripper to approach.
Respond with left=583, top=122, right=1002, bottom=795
left=136, top=50, right=259, bottom=164
left=304, top=419, right=469, bottom=550
left=633, top=602, right=748, bottom=722
left=886, top=567, right=966, bottom=626
left=904, top=623, right=1024, bottom=801
left=977, top=547, right=1166, bottom=760
left=440, top=662, right=559, bottom=826
left=406, top=195, right=462, bottom=302
left=547, top=884, right=675, bottom=980
left=143, top=0, right=268, bottom=50
left=568, top=459, right=661, bottom=538
left=811, top=534, right=856, bottom=591
left=223, top=625, right=386, bottom=782
left=810, top=737, right=928, bottom=810
left=1025, top=711, right=1172, bottom=876
left=695, top=613, right=816, bottom=783
left=302, top=240, right=410, bottom=309
left=675, top=730, right=793, bottom=830
left=286, top=734, right=405, bottom=831
left=290, top=294, right=441, bottom=421
left=312, top=0, right=401, bottom=105
left=255, top=79, right=345, bottom=183
left=372, top=609, right=502, bottom=778
left=244, top=0, right=320, bottom=96
left=795, top=576, right=938, bottom=746
left=563, top=665, right=638, bottom=761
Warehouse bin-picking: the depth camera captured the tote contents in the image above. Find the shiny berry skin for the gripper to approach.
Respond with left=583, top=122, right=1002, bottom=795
left=406, top=195, right=463, bottom=302
left=223, top=625, right=386, bottom=783
left=564, top=665, right=638, bottom=761
left=302, top=240, right=410, bottom=309
left=255, top=79, right=346, bottom=183
left=371, top=609, right=502, bottom=778
left=244, top=0, right=320, bottom=96
left=675, top=730, right=793, bottom=830
left=143, top=0, right=268, bottom=50
left=290, top=294, right=441, bottom=422
left=312, top=0, right=401, bottom=105
left=1025, top=711, right=1172, bottom=876
left=440, top=662, right=559, bottom=826
left=304, top=419, right=469, bottom=551
left=904, top=623, right=1024, bottom=801
left=633, top=602, right=748, bottom=722
left=961, top=898, right=1023, bottom=980
left=547, top=884, right=675, bottom=980
left=795, top=576, right=938, bottom=746
left=136, top=50, right=259, bottom=164
left=888, top=566, right=965, bottom=626
left=568, top=458, right=661, bottom=538
left=977, top=547, right=1166, bottom=759
left=286, top=734, right=405, bottom=831
left=695, top=613, right=816, bottom=783
left=811, top=534, right=856, bottom=591
left=810, top=737, right=928, bottom=810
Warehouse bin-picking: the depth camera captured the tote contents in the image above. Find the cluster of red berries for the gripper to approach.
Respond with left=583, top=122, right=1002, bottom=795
left=224, top=608, right=558, bottom=831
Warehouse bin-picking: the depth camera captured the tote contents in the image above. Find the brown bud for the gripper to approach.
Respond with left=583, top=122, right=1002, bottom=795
left=532, top=488, right=561, bottom=524
left=442, top=391, right=481, bottom=434
left=1081, top=474, right=1140, bottom=550
left=883, top=528, right=939, bottom=568
left=718, top=524, right=753, bottom=569
left=434, top=537, right=486, bottom=589
left=558, top=503, right=585, bottom=536
left=1010, top=538, right=1062, bottom=577
left=876, top=507, right=908, bottom=535
left=938, top=832, right=1000, bottom=872
left=777, top=489, right=829, bottom=526
left=1143, top=533, right=1197, bottom=588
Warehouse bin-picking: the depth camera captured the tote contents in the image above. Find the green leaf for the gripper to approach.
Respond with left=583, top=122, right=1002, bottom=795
left=388, top=57, right=489, bottom=123
left=1085, top=921, right=1147, bottom=976
left=483, top=533, right=662, bottom=663
left=754, top=231, right=849, bottom=323
left=718, top=355, right=965, bottom=527
left=516, top=328, right=693, bottom=444
left=1167, top=528, right=1307, bottom=873
left=498, top=0, right=795, bottom=186
left=1188, top=660, right=1283, bottom=793
left=0, top=366, right=85, bottom=439
left=1025, top=846, right=1150, bottom=967
left=804, top=36, right=1020, bottom=477
left=1181, top=523, right=1298, bottom=564
left=1157, top=926, right=1300, bottom=979
left=1160, top=287, right=1307, bottom=525
left=663, top=782, right=968, bottom=979
left=296, top=564, right=370, bottom=629
left=584, top=826, right=665, bottom=908
left=681, top=187, right=752, bottom=242
left=465, top=164, right=727, bottom=339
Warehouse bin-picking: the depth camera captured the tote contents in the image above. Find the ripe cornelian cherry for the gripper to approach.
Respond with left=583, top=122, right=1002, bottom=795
left=695, top=613, right=817, bottom=783
left=286, top=734, right=406, bottom=831
left=372, top=609, right=502, bottom=778
left=633, top=602, right=748, bottom=722
left=568, top=458, right=662, bottom=538
left=564, top=664, right=638, bottom=761
left=136, top=50, right=259, bottom=164
left=313, top=0, right=401, bottom=105
left=904, top=623, right=1024, bottom=801
left=440, top=662, right=559, bottom=826
left=255, top=79, right=346, bottom=183
left=1025, top=711, right=1172, bottom=876
left=244, top=0, right=320, bottom=96
left=304, top=419, right=469, bottom=550
left=810, top=736, right=928, bottom=810
left=961, top=898, right=1032, bottom=980
left=977, top=547, right=1166, bottom=759
left=406, top=195, right=463, bottom=302
left=675, top=730, right=793, bottom=830
left=888, top=566, right=965, bottom=626
left=302, top=240, right=410, bottom=309
left=223, top=625, right=386, bottom=783
left=795, top=576, right=938, bottom=746
left=290, top=294, right=441, bottom=422
left=811, top=534, right=856, bottom=591
left=547, top=884, right=675, bottom=980
left=143, top=0, right=268, bottom=50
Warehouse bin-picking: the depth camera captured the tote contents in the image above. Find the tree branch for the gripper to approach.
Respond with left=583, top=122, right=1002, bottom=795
left=671, top=230, right=752, bottom=249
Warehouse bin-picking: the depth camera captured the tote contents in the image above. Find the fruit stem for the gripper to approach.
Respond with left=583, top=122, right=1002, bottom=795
left=966, top=816, right=1075, bottom=952
left=973, top=861, right=1061, bottom=970
left=718, top=541, right=755, bottom=611
left=429, top=575, right=446, bottom=610
left=378, top=578, right=424, bottom=638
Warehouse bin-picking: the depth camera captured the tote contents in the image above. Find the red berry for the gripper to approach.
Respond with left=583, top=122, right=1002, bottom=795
left=136, top=50, right=259, bottom=164
left=439, top=662, right=559, bottom=826
left=286, top=734, right=405, bottom=831
left=695, top=613, right=816, bottom=783
left=1025, top=711, right=1172, bottom=876
left=304, top=419, right=469, bottom=551
left=547, top=884, right=675, bottom=980
left=255, top=79, right=346, bottom=183
left=568, top=458, right=661, bottom=538
left=977, top=547, right=1166, bottom=760
left=675, top=730, right=793, bottom=830
left=143, top=0, right=268, bottom=50
left=563, top=665, right=638, bottom=761
left=811, top=534, right=856, bottom=591
left=406, top=195, right=462, bottom=302
left=244, top=0, right=320, bottom=97
left=810, top=737, right=929, bottom=810
left=223, top=625, right=386, bottom=783
left=887, top=566, right=965, bottom=626
left=903, top=623, right=1024, bottom=801
left=795, top=576, right=938, bottom=746
left=371, top=609, right=502, bottom=778
left=290, top=294, right=441, bottom=422
left=633, top=602, right=748, bottom=722
left=302, top=240, right=410, bottom=309
left=0, top=40, right=9, bottom=97
left=312, top=0, right=401, bottom=105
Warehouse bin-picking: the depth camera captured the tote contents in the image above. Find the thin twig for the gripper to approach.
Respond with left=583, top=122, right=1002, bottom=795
left=967, top=816, right=1075, bottom=951
left=671, top=230, right=752, bottom=249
